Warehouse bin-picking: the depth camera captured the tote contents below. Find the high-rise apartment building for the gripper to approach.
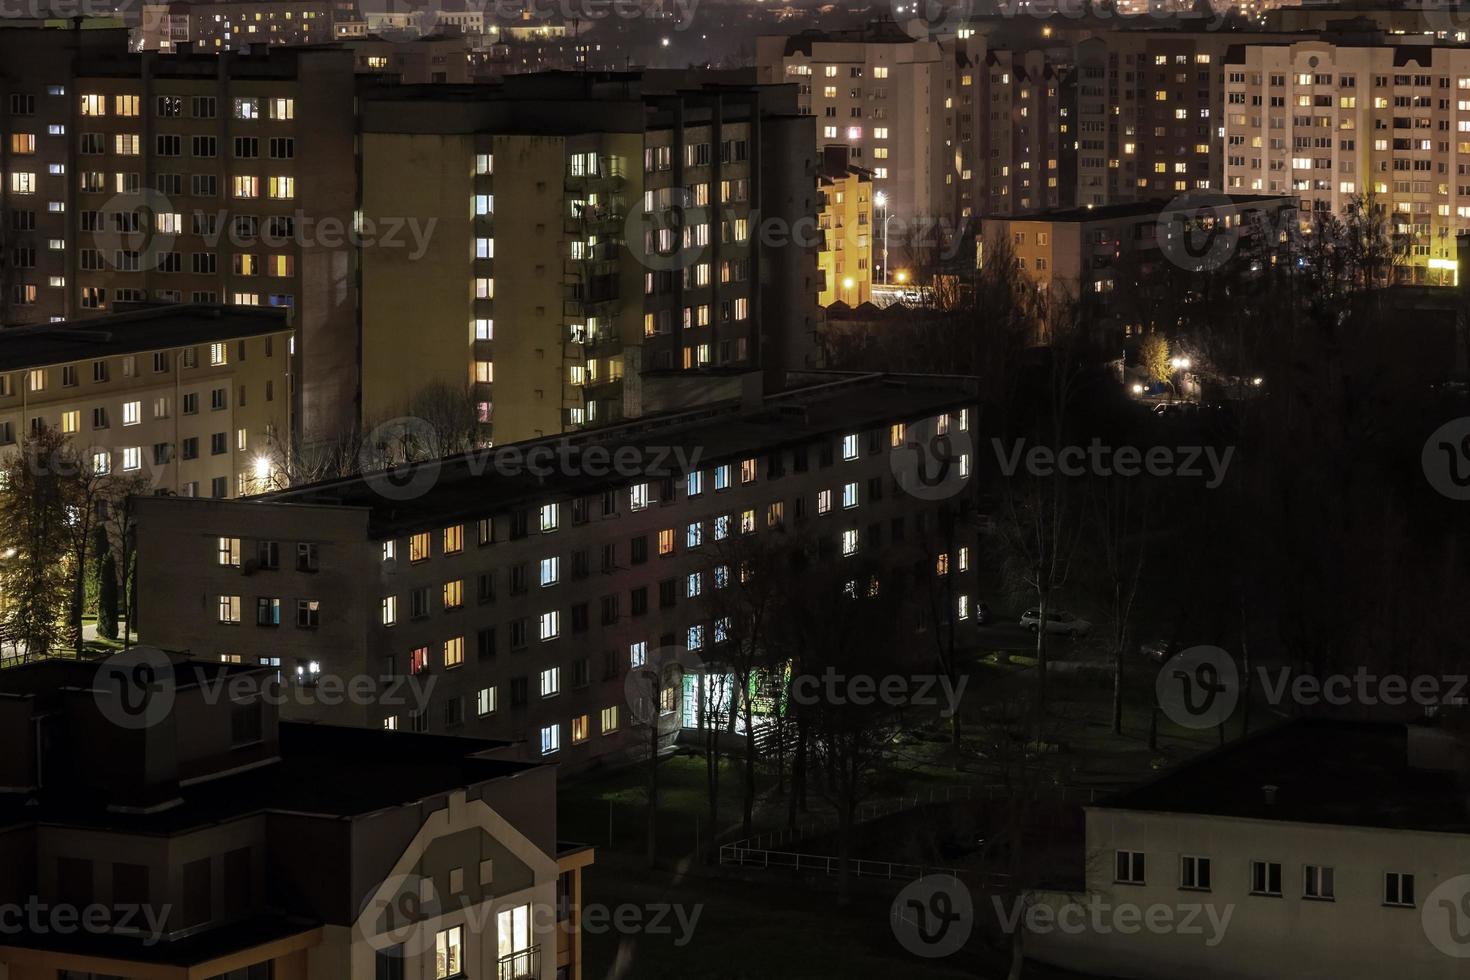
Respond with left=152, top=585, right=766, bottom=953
left=132, top=373, right=983, bottom=769
left=0, top=29, right=360, bottom=433
left=358, top=73, right=821, bottom=445
left=757, top=25, right=954, bottom=233
left=757, top=24, right=1068, bottom=244
left=1222, top=40, right=1470, bottom=282
left=817, top=144, right=875, bottom=306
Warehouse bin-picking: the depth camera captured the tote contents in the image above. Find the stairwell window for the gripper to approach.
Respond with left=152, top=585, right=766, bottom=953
left=1303, top=865, right=1334, bottom=901
left=1115, top=850, right=1146, bottom=885
left=1180, top=855, right=1211, bottom=891
left=1250, top=860, right=1282, bottom=897
left=1385, top=872, right=1415, bottom=908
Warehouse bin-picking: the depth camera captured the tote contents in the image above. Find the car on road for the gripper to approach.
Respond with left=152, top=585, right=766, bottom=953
left=1139, top=639, right=1180, bottom=663
left=1019, top=609, right=1092, bottom=638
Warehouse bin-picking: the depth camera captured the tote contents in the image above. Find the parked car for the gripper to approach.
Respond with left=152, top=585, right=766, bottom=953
left=1019, top=609, right=1092, bottom=638
left=1139, top=639, right=1180, bottom=663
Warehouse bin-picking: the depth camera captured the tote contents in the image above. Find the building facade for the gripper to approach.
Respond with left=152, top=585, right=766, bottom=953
left=0, top=657, right=592, bottom=980
left=1223, top=40, right=1470, bottom=281
left=132, top=373, right=984, bottom=769
left=817, top=145, right=874, bottom=306
left=1027, top=720, right=1470, bottom=980
left=132, top=0, right=338, bottom=53
left=358, top=73, right=821, bottom=445
left=0, top=304, right=294, bottom=497
left=0, top=29, right=360, bottom=434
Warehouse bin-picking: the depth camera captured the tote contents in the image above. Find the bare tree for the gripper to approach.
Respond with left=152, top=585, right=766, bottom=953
left=0, top=429, right=75, bottom=659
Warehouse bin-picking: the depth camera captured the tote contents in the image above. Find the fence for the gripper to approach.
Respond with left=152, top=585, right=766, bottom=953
left=717, top=844, right=1012, bottom=890
left=729, top=782, right=1097, bottom=853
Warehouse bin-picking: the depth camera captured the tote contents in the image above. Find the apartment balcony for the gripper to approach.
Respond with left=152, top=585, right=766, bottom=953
left=498, top=946, right=539, bottom=980
left=564, top=160, right=627, bottom=194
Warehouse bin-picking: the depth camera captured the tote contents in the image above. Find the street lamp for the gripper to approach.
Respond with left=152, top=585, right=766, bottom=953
left=874, top=191, right=891, bottom=286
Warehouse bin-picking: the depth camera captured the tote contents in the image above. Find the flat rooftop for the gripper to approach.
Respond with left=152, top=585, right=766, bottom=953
left=1101, top=719, right=1470, bottom=834
left=0, top=658, right=535, bottom=834
left=987, top=194, right=1295, bottom=224
left=0, top=304, right=290, bottom=370
left=257, top=372, right=979, bottom=536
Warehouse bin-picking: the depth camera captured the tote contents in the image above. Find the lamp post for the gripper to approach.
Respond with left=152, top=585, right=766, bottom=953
left=875, top=191, right=891, bottom=285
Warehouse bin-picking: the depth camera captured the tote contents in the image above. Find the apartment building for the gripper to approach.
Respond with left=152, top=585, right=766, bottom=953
left=1027, top=719, right=1470, bottom=980
left=358, top=72, right=820, bottom=445
left=759, top=24, right=1073, bottom=233
left=0, top=656, right=592, bottom=980
left=757, top=25, right=953, bottom=230
left=1222, top=40, right=1470, bottom=282
left=0, top=28, right=360, bottom=434
left=132, top=0, right=338, bottom=53
left=972, top=41, right=1072, bottom=217
left=0, top=304, right=294, bottom=497
left=982, top=194, right=1296, bottom=337
left=131, top=373, right=984, bottom=769
left=817, top=144, right=875, bottom=306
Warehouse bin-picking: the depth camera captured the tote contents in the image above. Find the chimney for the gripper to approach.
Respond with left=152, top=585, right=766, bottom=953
left=1262, top=784, right=1278, bottom=806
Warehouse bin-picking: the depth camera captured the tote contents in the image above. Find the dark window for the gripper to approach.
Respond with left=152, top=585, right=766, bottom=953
left=222, top=846, right=252, bottom=918
left=477, top=627, right=496, bottom=660
left=230, top=700, right=262, bottom=745
left=659, top=579, right=677, bottom=608
left=631, top=586, right=648, bottom=616
left=510, top=676, right=528, bottom=705
left=182, top=858, right=212, bottom=928
left=601, top=594, right=619, bottom=625
left=571, top=603, right=589, bottom=633
left=631, top=535, right=648, bottom=564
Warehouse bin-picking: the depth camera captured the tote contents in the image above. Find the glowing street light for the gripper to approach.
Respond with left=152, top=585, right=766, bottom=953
left=874, top=191, right=891, bottom=286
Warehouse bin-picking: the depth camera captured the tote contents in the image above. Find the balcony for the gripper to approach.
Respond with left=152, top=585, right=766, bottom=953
left=498, top=946, right=539, bottom=980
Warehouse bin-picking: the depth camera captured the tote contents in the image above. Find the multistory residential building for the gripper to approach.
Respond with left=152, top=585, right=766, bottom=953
left=1028, top=719, right=1470, bottom=980
left=0, top=656, right=592, bottom=980
left=132, top=373, right=984, bottom=769
left=817, top=144, right=875, bottom=306
left=358, top=72, right=821, bottom=444
left=1222, top=40, right=1470, bottom=282
left=0, top=28, right=360, bottom=433
left=982, top=194, right=1296, bottom=338
left=132, top=0, right=338, bottom=52
left=0, top=303, right=294, bottom=497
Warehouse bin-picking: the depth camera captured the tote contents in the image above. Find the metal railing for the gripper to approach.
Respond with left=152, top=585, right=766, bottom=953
left=718, top=845, right=1011, bottom=890
left=497, top=945, right=539, bottom=980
